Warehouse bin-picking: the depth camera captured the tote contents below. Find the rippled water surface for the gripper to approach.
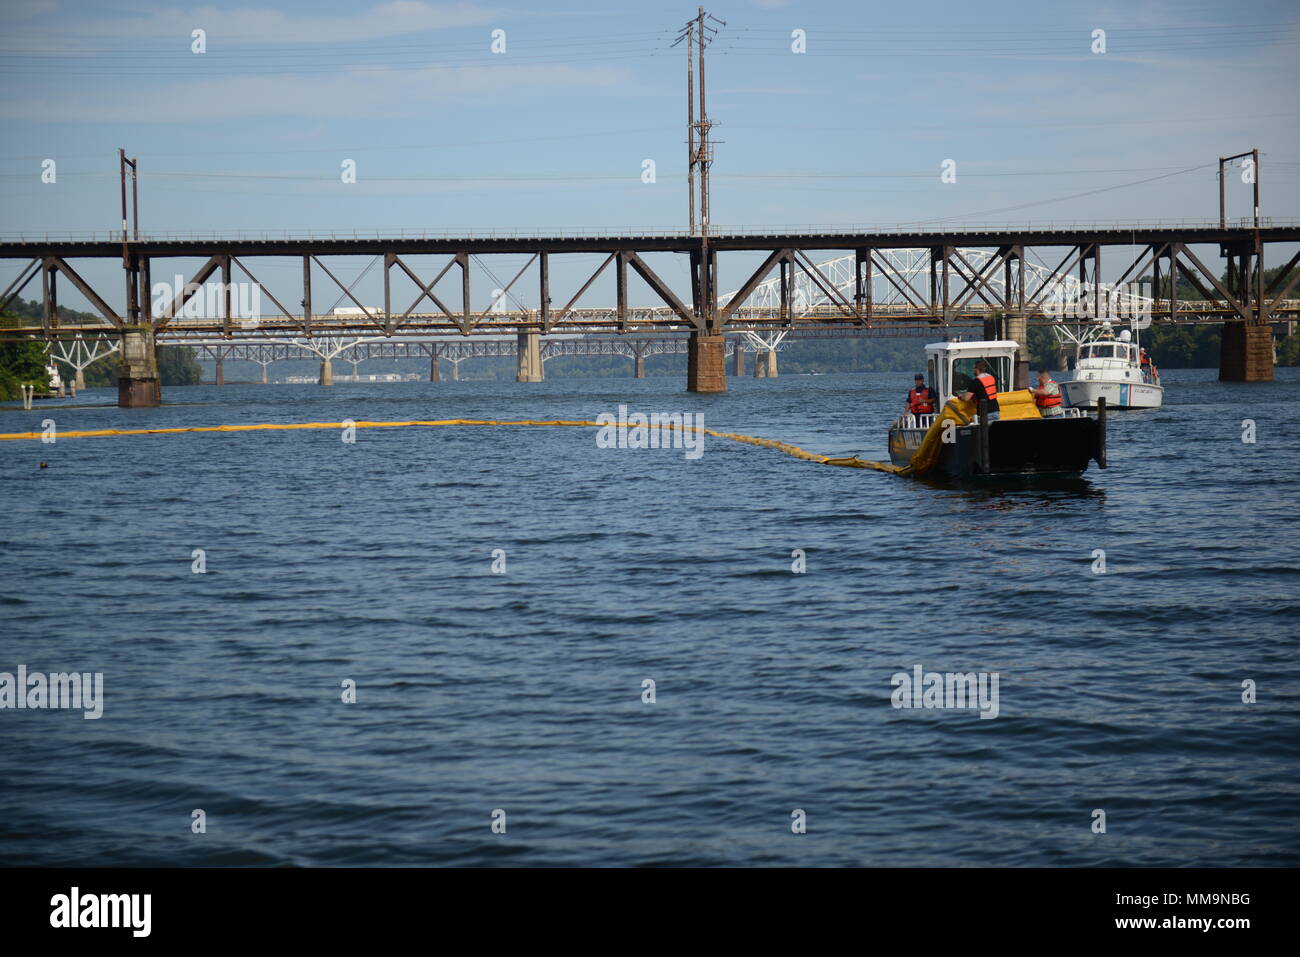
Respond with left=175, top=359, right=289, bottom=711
left=2, top=369, right=1298, bottom=866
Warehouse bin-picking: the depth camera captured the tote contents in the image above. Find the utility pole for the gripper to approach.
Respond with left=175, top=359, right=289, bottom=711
left=119, top=148, right=141, bottom=321
left=1218, top=148, right=1259, bottom=229
left=673, top=8, right=725, bottom=240
left=118, top=148, right=139, bottom=245
left=672, top=8, right=725, bottom=340
left=686, top=24, right=695, bottom=235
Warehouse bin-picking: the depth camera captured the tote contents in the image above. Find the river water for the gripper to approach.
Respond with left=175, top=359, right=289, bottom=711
left=1, top=368, right=1298, bottom=866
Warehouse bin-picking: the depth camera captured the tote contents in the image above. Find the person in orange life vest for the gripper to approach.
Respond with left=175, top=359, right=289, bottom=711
left=1028, top=369, right=1064, bottom=417
left=959, top=360, right=1000, bottom=422
left=905, top=373, right=937, bottom=415
left=1139, top=348, right=1152, bottom=383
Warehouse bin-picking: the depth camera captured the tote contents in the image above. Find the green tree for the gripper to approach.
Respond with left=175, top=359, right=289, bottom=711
left=0, top=336, right=51, bottom=400
left=1277, top=332, right=1300, bottom=367
left=79, top=346, right=202, bottom=387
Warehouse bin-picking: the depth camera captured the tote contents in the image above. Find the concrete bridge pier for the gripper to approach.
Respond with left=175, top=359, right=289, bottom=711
left=450, top=360, right=461, bottom=381
left=1003, top=314, right=1029, bottom=388
left=429, top=355, right=441, bottom=382
left=687, top=333, right=727, bottom=393
left=74, top=368, right=85, bottom=391
left=984, top=314, right=1029, bottom=387
left=1220, top=322, right=1274, bottom=381
left=731, top=340, right=745, bottom=376
left=516, top=332, right=543, bottom=382
left=117, top=325, right=161, bottom=408
left=319, top=358, right=334, bottom=386
left=753, top=350, right=777, bottom=378
left=214, top=358, right=225, bottom=385
left=635, top=354, right=646, bottom=378
left=1054, top=344, right=1071, bottom=372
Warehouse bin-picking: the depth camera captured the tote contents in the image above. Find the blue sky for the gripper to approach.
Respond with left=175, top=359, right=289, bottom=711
left=2, top=0, right=1298, bottom=310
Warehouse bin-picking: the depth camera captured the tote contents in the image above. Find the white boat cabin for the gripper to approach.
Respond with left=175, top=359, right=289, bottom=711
left=1071, top=326, right=1154, bottom=385
left=924, top=339, right=1018, bottom=403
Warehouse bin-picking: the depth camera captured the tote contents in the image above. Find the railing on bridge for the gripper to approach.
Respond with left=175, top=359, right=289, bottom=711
left=1, top=218, right=1297, bottom=245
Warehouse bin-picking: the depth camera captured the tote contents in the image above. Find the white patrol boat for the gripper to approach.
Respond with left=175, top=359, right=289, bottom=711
left=887, top=339, right=1104, bottom=479
left=1059, top=321, right=1163, bottom=410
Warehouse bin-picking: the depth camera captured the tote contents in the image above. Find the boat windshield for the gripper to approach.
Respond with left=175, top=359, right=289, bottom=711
left=1083, top=343, right=1140, bottom=361
left=951, top=355, right=1011, bottom=395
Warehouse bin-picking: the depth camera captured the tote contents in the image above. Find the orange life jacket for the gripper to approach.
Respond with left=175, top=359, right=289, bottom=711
left=975, top=372, right=997, bottom=402
left=908, top=387, right=935, bottom=414
left=1035, top=383, right=1062, bottom=408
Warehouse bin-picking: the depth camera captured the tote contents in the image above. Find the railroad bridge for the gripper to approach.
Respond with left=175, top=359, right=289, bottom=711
left=3, top=222, right=1298, bottom=405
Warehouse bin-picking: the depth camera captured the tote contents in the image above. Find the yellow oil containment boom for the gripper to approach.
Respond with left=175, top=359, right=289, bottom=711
left=0, top=395, right=1041, bottom=479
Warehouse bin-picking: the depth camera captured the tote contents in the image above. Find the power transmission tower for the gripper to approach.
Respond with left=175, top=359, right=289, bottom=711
left=672, top=8, right=725, bottom=238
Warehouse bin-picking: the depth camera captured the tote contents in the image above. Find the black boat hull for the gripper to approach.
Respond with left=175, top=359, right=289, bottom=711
left=889, top=416, right=1102, bottom=479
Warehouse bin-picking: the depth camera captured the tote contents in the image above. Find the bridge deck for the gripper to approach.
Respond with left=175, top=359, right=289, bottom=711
left=3, top=223, right=1299, bottom=258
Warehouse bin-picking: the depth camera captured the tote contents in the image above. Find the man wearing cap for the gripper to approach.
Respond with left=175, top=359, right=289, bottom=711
left=905, top=373, right=937, bottom=416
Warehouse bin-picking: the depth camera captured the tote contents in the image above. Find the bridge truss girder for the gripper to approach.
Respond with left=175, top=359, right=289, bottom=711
left=3, top=229, right=1298, bottom=345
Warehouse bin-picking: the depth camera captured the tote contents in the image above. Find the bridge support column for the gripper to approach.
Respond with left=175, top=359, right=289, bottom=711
left=74, top=368, right=85, bottom=391
left=1003, top=314, right=1029, bottom=388
left=635, top=354, right=646, bottom=378
left=687, top=333, right=727, bottom=393
left=214, top=358, right=225, bottom=386
left=1054, top=343, right=1070, bottom=372
left=260, top=364, right=269, bottom=384
left=731, top=341, right=745, bottom=376
left=1219, top=322, right=1274, bottom=382
left=430, top=356, right=441, bottom=382
left=516, top=332, right=543, bottom=382
left=319, top=358, right=334, bottom=386
left=451, top=361, right=460, bottom=381
left=117, top=325, right=161, bottom=408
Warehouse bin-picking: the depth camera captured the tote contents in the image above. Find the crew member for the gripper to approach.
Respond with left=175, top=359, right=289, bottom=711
left=906, top=373, right=937, bottom=415
left=1029, top=369, right=1064, bottom=417
left=960, top=360, right=1000, bottom=422
left=1139, top=348, right=1152, bottom=382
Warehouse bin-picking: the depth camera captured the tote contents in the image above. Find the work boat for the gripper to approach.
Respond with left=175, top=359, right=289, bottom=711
left=1060, top=321, right=1164, bottom=410
left=887, top=339, right=1106, bottom=479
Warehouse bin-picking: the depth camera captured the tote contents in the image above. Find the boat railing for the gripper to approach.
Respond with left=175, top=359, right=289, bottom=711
left=895, top=412, right=938, bottom=431
left=896, top=406, right=1087, bottom=428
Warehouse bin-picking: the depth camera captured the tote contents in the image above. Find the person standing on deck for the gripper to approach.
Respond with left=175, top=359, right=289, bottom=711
left=960, top=360, right=1000, bottom=422
left=1029, top=369, right=1064, bottom=417
left=905, top=373, right=937, bottom=415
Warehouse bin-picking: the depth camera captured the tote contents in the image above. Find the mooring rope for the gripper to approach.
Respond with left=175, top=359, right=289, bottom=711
left=0, top=418, right=909, bottom=474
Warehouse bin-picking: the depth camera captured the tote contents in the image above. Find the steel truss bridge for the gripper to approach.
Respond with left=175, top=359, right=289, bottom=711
left=3, top=224, right=1299, bottom=344
left=50, top=327, right=927, bottom=384
left=198, top=326, right=924, bottom=365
